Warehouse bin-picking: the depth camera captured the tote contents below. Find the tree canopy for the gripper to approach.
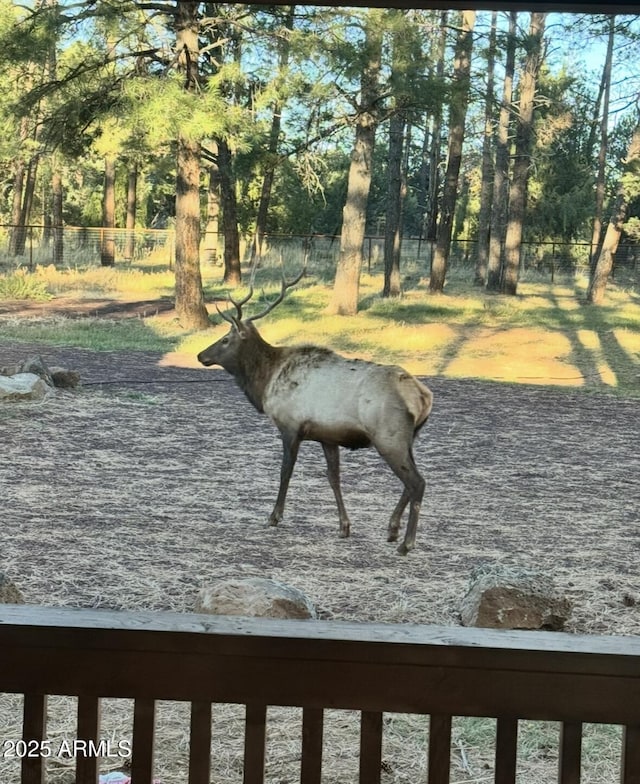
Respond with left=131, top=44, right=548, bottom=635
left=1, top=3, right=639, bottom=314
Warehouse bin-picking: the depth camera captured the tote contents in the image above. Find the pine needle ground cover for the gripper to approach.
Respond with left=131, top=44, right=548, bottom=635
left=1, top=307, right=639, bottom=782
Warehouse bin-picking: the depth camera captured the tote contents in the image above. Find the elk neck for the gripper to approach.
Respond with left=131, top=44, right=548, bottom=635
left=234, top=323, right=284, bottom=412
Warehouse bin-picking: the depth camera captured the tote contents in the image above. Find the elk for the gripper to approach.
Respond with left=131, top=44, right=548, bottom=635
left=197, top=271, right=433, bottom=554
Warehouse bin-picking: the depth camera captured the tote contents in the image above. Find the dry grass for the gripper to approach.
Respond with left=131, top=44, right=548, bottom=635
left=1, top=334, right=639, bottom=783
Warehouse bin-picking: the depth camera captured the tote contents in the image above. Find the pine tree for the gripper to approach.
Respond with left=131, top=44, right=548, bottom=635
left=429, top=10, right=476, bottom=293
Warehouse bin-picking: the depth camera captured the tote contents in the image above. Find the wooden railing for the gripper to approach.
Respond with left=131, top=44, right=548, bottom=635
left=1, top=604, right=640, bottom=783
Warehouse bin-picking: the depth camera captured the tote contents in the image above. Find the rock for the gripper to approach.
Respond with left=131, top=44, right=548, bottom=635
left=18, top=356, right=55, bottom=387
left=460, top=564, right=571, bottom=631
left=49, top=366, right=81, bottom=389
left=195, top=577, right=317, bottom=620
left=0, top=573, right=24, bottom=604
left=0, top=372, right=50, bottom=402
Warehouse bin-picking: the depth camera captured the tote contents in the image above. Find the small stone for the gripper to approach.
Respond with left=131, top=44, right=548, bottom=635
left=460, top=564, right=571, bottom=631
left=195, top=577, right=316, bottom=620
left=0, top=573, right=24, bottom=604
left=49, top=367, right=81, bottom=388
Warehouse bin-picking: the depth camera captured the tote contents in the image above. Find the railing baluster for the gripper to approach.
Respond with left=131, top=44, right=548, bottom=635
left=622, top=725, right=640, bottom=783
left=359, top=711, right=383, bottom=784
left=131, top=698, right=156, bottom=784
left=301, top=707, right=323, bottom=784
left=244, top=703, right=267, bottom=784
left=558, top=721, right=582, bottom=784
left=21, top=694, right=47, bottom=784
left=188, top=701, right=212, bottom=784
left=428, top=714, right=452, bottom=784
left=495, top=717, right=518, bottom=784
left=76, top=696, right=100, bottom=784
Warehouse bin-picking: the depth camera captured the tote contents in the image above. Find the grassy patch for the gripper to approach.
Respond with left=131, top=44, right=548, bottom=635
left=1, top=262, right=639, bottom=395
left=35, top=264, right=176, bottom=299
left=0, top=316, right=179, bottom=352
left=0, top=270, right=53, bottom=301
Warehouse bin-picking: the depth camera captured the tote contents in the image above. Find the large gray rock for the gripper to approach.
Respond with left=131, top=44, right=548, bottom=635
left=18, top=356, right=55, bottom=387
left=0, top=372, right=50, bottom=402
left=460, top=564, right=572, bottom=631
left=195, top=577, right=317, bottom=620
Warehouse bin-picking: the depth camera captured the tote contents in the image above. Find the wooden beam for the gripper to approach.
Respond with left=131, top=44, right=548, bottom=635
left=244, top=703, right=267, bottom=784
left=558, top=722, right=582, bottom=784
left=188, top=701, right=212, bottom=784
left=301, top=708, right=323, bottom=784
left=359, top=711, right=383, bottom=784
left=622, top=726, right=640, bottom=784
left=21, top=694, right=47, bottom=784
left=2, top=607, right=640, bottom=731
left=495, top=718, right=518, bottom=784
left=76, top=696, right=100, bottom=784
left=428, top=714, right=452, bottom=784
left=131, top=699, right=155, bottom=784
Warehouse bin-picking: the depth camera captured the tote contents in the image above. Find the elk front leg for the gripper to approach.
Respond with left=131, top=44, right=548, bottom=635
left=321, top=443, right=351, bottom=537
left=269, top=432, right=300, bottom=526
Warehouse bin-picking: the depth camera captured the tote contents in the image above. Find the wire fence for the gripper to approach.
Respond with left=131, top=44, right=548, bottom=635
left=0, top=224, right=638, bottom=284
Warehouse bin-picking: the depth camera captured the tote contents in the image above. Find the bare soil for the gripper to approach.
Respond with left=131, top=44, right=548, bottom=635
left=1, top=301, right=640, bottom=783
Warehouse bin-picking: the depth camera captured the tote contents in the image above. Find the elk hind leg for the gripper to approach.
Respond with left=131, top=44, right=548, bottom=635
left=379, top=445, right=425, bottom=555
left=322, top=443, right=350, bottom=537
left=387, top=489, right=410, bottom=542
left=269, top=433, right=300, bottom=526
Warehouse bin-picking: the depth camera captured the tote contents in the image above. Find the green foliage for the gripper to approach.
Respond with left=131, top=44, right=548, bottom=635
left=526, top=68, right=599, bottom=241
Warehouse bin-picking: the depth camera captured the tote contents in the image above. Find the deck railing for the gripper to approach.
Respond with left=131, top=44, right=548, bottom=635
left=1, top=604, right=639, bottom=783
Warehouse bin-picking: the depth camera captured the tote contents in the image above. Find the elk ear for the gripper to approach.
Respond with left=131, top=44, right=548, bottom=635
left=236, top=322, right=250, bottom=340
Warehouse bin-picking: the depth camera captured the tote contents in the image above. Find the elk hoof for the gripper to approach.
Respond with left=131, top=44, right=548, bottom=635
left=338, top=527, right=350, bottom=539
left=268, top=514, right=281, bottom=527
left=396, top=542, right=411, bottom=556
left=387, top=530, right=399, bottom=543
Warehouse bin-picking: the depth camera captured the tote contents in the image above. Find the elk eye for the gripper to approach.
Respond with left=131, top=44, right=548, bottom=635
left=221, top=337, right=229, bottom=345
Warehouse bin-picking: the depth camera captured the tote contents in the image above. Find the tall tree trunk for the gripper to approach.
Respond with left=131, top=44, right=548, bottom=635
left=474, top=10, right=498, bottom=286
left=383, top=110, right=406, bottom=297
left=218, top=137, right=241, bottom=286
left=251, top=5, right=295, bottom=264
left=204, top=161, right=221, bottom=266
left=430, top=10, right=476, bottom=293
left=124, top=162, right=138, bottom=262
left=101, top=155, right=116, bottom=267
left=422, top=11, right=448, bottom=243
left=8, top=156, right=26, bottom=256
left=587, top=125, right=640, bottom=305
left=589, top=15, right=615, bottom=271
left=175, top=135, right=209, bottom=325
left=13, top=155, right=40, bottom=257
left=502, top=12, right=546, bottom=296
left=52, top=169, right=63, bottom=266
left=486, top=11, right=517, bottom=292
left=329, top=13, right=382, bottom=316
left=173, top=0, right=210, bottom=329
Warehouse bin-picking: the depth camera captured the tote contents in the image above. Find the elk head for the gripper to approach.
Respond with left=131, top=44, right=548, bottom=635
left=197, top=266, right=305, bottom=372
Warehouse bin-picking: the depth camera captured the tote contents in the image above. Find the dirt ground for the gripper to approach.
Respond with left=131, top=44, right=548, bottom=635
left=1, top=306, right=640, bottom=783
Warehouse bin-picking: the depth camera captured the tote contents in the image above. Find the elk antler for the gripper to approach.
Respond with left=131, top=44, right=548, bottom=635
left=214, top=287, right=255, bottom=326
left=245, top=265, right=306, bottom=323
